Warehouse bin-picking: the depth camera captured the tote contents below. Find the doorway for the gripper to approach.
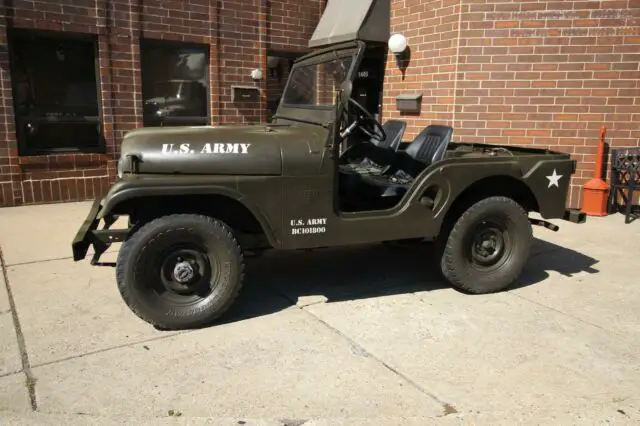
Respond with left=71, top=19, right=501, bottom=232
left=352, top=44, right=387, bottom=121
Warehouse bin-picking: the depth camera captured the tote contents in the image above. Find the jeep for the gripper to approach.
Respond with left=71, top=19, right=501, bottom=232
left=71, top=9, right=586, bottom=330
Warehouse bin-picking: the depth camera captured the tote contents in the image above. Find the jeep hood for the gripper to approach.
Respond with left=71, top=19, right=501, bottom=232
left=119, top=124, right=284, bottom=175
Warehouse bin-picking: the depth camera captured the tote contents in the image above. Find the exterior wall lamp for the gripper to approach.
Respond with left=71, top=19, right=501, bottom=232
left=250, top=68, right=263, bottom=81
left=388, top=33, right=408, bottom=56
left=388, top=33, right=410, bottom=74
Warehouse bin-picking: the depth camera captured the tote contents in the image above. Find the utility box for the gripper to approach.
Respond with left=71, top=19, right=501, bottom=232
left=396, top=93, right=422, bottom=114
left=231, top=86, right=261, bottom=103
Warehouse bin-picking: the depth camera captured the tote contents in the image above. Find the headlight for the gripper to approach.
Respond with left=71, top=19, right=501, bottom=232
left=116, top=154, right=138, bottom=178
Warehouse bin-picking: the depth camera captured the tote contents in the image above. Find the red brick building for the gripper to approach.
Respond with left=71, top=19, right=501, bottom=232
left=0, top=0, right=323, bottom=206
left=382, top=0, right=640, bottom=208
left=1, top=0, right=639, bottom=209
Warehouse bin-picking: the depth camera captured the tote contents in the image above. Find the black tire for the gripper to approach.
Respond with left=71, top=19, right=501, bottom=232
left=438, top=196, right=532, bottom=294
left=115, top=214, right=244, bottom=330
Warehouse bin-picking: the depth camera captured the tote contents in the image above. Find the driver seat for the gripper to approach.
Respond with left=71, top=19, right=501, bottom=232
left=339, top=119, right=407, bottom=176
left=358, top=124, right=454, bottom=199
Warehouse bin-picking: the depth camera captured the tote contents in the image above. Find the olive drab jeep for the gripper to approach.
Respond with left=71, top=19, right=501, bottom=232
left=72, top=0, right=587, bottom=330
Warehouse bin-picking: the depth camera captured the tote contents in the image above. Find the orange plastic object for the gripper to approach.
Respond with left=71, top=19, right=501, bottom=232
left=581, top=126, right=610, bottom=216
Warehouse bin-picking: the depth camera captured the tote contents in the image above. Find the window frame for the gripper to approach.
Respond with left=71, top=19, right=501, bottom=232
left=139, top=38, right=212, bottom=128
left=7, top=28, right=105, bottom=156
left=279, top=52, right=356, bottom=111
left=266, top=49, right=306, bottom=121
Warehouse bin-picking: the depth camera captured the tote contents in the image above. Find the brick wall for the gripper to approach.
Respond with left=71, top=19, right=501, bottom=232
left=0, top=0, right=323, bottom=207
left=383, top=0, right=461, bottom=135
left=268, top=0, right=324, bottom=52
left=383, top=0, right=640, bottom=209
left=0, top=6, right=16, bottom=205
left=3, top=0, right=637, bottom=210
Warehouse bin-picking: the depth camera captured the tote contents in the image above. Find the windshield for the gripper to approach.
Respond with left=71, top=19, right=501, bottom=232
left=281, top=54, right=354, bottom=108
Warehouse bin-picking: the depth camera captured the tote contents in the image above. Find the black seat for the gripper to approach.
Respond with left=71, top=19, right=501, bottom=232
left=339, top=119, right=407, bottom=176
left=357, top=124, right=454, bottom=199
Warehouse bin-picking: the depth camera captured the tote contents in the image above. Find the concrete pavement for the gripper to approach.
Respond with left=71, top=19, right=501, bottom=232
left=0, top=201, right=639, bottom=425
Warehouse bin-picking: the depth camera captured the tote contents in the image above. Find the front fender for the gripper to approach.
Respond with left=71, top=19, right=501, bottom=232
left=97, top=175, right=280, bottom=246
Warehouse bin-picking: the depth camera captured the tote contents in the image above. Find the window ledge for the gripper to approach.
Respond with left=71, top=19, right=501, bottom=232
left=19, top=152, right=107, bottom=163
left=18, top=153, right=110, bottom=169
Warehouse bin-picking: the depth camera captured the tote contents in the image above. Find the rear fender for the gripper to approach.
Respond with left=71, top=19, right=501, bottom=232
left=520, top=158, right=576, bottom=218
left=411, top=156, right=575, bottom=228
left=412, top=160, right=524, bottom=215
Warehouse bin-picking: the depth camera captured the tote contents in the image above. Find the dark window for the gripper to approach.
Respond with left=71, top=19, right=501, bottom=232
left=140, top=40, right=210, bottom=127
left=266, top=50, right=304, bottom=121
left=281, top=55, right=354, bottom=108
left=8, top=29, right=103, bottom=155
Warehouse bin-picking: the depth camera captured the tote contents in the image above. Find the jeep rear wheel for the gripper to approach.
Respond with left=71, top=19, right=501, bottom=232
left=438, top=196, right=532, bottom=294
left=116, top=214, right=244, bottom=330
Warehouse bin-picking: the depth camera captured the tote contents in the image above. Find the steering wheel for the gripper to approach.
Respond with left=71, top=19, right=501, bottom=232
left=344, top=97, right=387, bottom=142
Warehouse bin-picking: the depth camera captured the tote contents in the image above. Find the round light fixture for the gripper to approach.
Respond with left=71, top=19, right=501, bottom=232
left=388, top=33, right=407, bottom=54
left=250, top=68, right=263, bottom=81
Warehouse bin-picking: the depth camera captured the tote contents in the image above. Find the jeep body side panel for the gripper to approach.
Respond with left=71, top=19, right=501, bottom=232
left=277, top=152, right=575, bottom=250
left=277, top=124, right=332, bottom=177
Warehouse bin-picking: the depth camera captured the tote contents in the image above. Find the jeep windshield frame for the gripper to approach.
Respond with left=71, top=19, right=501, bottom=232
left=272, top=41, right=364, bottom=127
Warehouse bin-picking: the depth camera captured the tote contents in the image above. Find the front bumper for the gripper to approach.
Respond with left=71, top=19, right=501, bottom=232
left=71, top=198, right=129, bottom=265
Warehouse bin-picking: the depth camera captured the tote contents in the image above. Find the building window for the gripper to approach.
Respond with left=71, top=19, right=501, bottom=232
left=8, top=29, right=103, bottom=156
left=140, top=39, right=210, bottom=127
left=266, top=50, right=304, bottom=121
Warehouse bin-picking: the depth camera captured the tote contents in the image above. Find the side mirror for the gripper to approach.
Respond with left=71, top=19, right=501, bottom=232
left=339, top=80, right=352, bottom=107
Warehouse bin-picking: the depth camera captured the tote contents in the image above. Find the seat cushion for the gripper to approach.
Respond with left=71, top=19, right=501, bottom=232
left=359, top=174, right=410, bottom=198
left=339, top=158, right=388, bottom=176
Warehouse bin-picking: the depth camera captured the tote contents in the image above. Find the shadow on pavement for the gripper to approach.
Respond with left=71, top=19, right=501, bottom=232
left=218, top=237, right=600, bottom=325
left=512, top=239, right=600, bottom=290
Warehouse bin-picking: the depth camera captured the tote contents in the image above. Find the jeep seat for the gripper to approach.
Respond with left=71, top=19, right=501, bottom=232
left=339, top=119, right=407, bottom=176
left=357, top=124, right=454, bottom=199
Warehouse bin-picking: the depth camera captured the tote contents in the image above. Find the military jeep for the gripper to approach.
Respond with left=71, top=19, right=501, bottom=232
left=71, top=7, right=586, bottom=330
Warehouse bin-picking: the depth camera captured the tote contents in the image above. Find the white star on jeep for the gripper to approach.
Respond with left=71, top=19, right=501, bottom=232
left=546, top=169, right=563, bottom=188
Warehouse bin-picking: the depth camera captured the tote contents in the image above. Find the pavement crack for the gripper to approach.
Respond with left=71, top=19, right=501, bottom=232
left=0, top=370, right=23, bottom=379
left=508, top=291, right=613, bottom=334
left=310, top=313, right=451, bottom=407
left=0, top=245, right=38, bottom=411
left=5, top=256, right=74, bottom=267
left=263, top=281, right=453, bottom=408
left=31, top=282, right=291, bottom=370
left=30, top=330, right=190, bottom=370
left=4, top=248, right=118, bottom=268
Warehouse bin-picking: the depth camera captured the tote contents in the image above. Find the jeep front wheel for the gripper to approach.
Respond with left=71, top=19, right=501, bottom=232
left=438, top=196, right=533, bottom=294
left=115, top=214, right=245, bottom=330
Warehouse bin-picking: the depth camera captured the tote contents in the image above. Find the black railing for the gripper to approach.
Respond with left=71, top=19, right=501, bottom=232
left=608, top=147, right=640, bottom=224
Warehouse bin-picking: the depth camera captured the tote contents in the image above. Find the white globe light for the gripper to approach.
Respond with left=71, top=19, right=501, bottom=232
left=251, top=68, right=263, bottom=80
left=388, top=33, right=407, bottom=54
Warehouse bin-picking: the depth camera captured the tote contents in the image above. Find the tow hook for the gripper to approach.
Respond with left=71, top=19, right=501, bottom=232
left=529, top=218, right=559, bottom=232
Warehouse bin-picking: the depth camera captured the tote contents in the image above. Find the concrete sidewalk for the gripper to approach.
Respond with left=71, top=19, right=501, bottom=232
left=1, top=201, right=639, bottom=425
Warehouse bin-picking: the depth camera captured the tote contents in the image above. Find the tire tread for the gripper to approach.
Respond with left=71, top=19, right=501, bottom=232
left=440, top=196, right=532, bottom=294
left=116, top=214, right=245, bottom=330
